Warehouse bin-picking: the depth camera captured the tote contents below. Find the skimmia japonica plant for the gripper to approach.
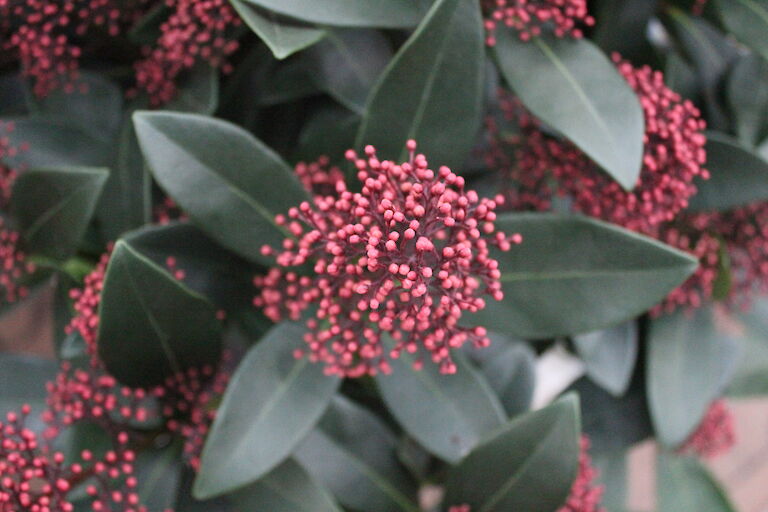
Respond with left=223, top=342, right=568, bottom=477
left=0, top=0, right=765, bottom=510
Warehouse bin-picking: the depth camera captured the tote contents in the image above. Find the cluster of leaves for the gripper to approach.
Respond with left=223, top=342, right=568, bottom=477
left=0, top=0, right=767, bottom=510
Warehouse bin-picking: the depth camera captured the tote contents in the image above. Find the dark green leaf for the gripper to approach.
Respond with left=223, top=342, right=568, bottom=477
left=468, top=213, right=698, bottom=338
left=136, top=442, right=184, bottom=511
left=231, top=459, right=341, bottom=512
left=133, top=111, right=309, bottom=263
left=98, top=241, right=223, bottom=387
left=375, top=344, right=505, bottom=463
left=592, top=450, right=628, bottom=511
left=308, top=29, right=392, bottom=114
left=445, top=395, right=580, bottom=512
left=494, top=32, right=644, bottom=190
left=727, top=297, right=768, bottom=396
left=295, top=105, right=360, bottom=164
left=727, top=54, right=768, bottom=147
left=166, top=65, right=220, bottom=116
left=28, top=73, right=123, bottom=143
left=464, top=333, right=536, bottom=417
left=573, top=321, right=638, bottom=397
left=294, top=396, right=419, bottom=512
left=95, top=117, right=151, bottom=242
left=356, top=0, right=484, bottom=169
left=716, top=0, right=768, bottom=62
left=194, top=323, right=341, bottom=498
left=688, top=132, right=768, bottom=211
left=2, top=118, right=112, bottom=169
left=570, top=374, right=652, bottom=453
left=657, top=453, right=737, bottom=512
left=0, top=354, right=57, bottom=429
left=238, top=0, right=422, bottom=28
left=123, top=222, right=259, bottom=312
left=12, top=166, right=108, bottom=260
left=647, top=307, right=741, bottom=446
left=232, top=0, right=325, bottom=60
left=592, top=0, right=658, bottom=59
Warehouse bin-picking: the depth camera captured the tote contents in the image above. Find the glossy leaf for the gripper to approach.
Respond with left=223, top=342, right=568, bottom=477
left=11, top=166, right=108, bottom=260
left=98, top=241, right=223, bottom=387
left=294, top=396, right=419, bottom=512
left=445, top=395, right=580, bottom=512
left=136, top=443, right=184, bottom=511
left=464, top=333, right=536, bottom=417
left=688, top=132, right=768, bottom=211
left=231, top=459, right=341, bottom=512
left=356, top=0, right=484, bottom=169
left=165, top=65, right=220, bottom=116
left=570, top=374, right=652, bottom=453
left=467, top=213, right=699, bottom=339
left=573, top=321, right=638, bottom=397
left=2, top=118, right=111, bottom=169
left=194, top=323, right=341, bottom=498
left=375, top=345, right=505, bottom=463
left=727, top=297, right=768, bottom=397
left=232, top=0, right=325, bottom=60
left=308, top=29, right=392, bottom=114
left=96, top=118, right=151, bottom=242
left=133, top=111, right=309, bottom=263
left=494, top=31, right=644, bottom=190
left=647, top=307, right=741, bottom=446
left=238, top=0, right=422, bottom=28
left=727, top=54, right=768, bottom=147
left=657, top=454, right=737, bottom=512
left=28, top=73, right=123, bottom=143
left=123, top=222, right=259, bottom=312
left=716, top=0, right=768, bottom=62
left=295, top=105, right=360, bottom=164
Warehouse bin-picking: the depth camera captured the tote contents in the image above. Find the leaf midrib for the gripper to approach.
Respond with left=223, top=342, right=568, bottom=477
left=500, top=264, right=692, bottom=282
left=144, top=120, right=290, bottom=236
left=24, top=175, right=101, bottom=246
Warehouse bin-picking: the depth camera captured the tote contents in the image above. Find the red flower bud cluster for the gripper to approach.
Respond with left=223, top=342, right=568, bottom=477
left=558, top=436, right=604, bottom=512
left=133, top=0, right=241, bottom=106
left=0, top=0, right=150, bottom=97
left=480, top=0, right=594, bottom=46
left=0, top=218, right=35, bottom=305
left=679, top=399, right=735, bottom=458
left=254, top=143, right=520, bottom=377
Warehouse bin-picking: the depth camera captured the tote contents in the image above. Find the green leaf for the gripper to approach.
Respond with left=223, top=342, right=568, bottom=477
left=374, top=344, right=505, bottom=463
left=294, top=396, right=419, bottom=512
left=687, top=132, right=768, bottom=211
left=165, top=65, right=220, bottom=116
left=573, top=321, right=638, bottom=397
left=356, top=0, right=484, bottom=169
left=308, top=29, right=392, bottom=114
left=136, top=443, right=184, bottom=511
left=96, top=117, right=151, bottom=242
left=0, top=354, right=57, bottom=426
left=238, top=0, right=422, bottom=28
left=647, top=307, right=741, bottom=446
left=132, top=111, right=309, bottom=263
left=232, top=0, right=326, bottom=60
left=123, top=222, right=259, bottom=312
left=464, top=333, right=536, bottom=417
left=28, top=72, right=123, bottom=143
left=445, top=395, right=581, bottom=512
left=657, top=453, right=737, bottom=512
left=727, top=54, right=768, bottom=147
left=592, top=450, right=628, bottom=512
left=295, top=105, right=360, bottom=164
left=467, top=213, right=699, bottom=339
left=11, top=166, right=108, bottom=260
left=2, top=118, right=112, bottom=169
left=715, top=0, right=768, bottom=62
left=194, top=323, right=341, bottom=498
left=231, top=459, right=341, bottom=512
left=727, top=297, right=768, bottom=396
left=98, top=240, right=223, bottom=387
left=570, top=374, right=652, bottom=453
left=494, top=32, right=644, bottom=190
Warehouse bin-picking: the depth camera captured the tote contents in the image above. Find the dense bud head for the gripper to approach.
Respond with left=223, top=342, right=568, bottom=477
left=679, top=399, right=735, bottom=458
left=480, top=0, right=594, bottom=46
left=255, top=144, right=520, bottom=377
